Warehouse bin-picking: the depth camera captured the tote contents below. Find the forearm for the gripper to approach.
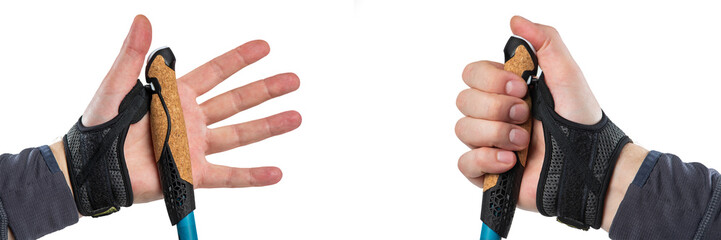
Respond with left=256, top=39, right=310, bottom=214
left=0, top=146, right=79, bottom=239
left=601, top=143, right=647, bottom=231
left=606, top=147, right=721, bottom=239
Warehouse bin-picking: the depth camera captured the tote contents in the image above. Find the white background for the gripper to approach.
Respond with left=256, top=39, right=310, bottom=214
left=1, top=1, right=720, bottom=239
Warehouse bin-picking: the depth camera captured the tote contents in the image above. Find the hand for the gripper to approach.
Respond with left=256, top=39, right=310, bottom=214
left=455, top=16, right=605, bottom=212
left=74, top=15, right=302, bottom=203
left=455, top=16, right=648, bottom=231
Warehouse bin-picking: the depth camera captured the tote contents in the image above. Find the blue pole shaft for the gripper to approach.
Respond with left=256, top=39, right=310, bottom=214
left=480, top=223, right=501, bottom=240
left=177, top=211, right=198, bottom=240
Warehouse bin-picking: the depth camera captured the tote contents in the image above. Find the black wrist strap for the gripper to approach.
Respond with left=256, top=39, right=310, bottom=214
left=532, top=75, right=631, bottom=230
left=63, top=80, right=151, bottom=217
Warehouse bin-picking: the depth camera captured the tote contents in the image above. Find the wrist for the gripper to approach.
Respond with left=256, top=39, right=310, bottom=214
left=601, top=143, right=647, bottom=231
left=49, top=141, right=71, bottom=194
left=49, top=140, right=82, bottom=217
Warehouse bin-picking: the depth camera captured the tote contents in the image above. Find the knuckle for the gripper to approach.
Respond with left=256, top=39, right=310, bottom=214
left=454, top=118, right=466, bottom=139
left=491, top=122, right=509, bottom=145
left=462, top=62, right=477, bottom=82
left=474, top=148, right=488, bottom=165
left=230, top=87, right=246, bottom=111
left=485, top=97, right=505, bottom=119
left=458, top=152, right=478, bottom=178
left=457, top=154, right=466, bottom=173
left=545, top=25, right=560, bottom=37
left=259, top=77, right=273, bottom=99
left=262, top=117, right=274, bottom=136
left=232, top=124, right=246, bottom=146
left=209, top=59, right=225, bottom=78
left=456, top=89, right=472, bottom=111
left=470, top=150, right=485, bottom=170
left=463, top=61, right=492, bottom=80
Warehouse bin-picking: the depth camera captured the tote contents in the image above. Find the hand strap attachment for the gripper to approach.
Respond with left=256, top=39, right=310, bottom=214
left=63, top=80, right=151, bottom=217
left=146, top=74, right=195, bottom=225
left=533, top=75, right=631, bottom=230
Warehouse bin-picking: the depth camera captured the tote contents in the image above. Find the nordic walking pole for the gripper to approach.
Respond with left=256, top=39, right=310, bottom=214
left=146, top=47, right=199, bottom=240
left=480, top=36, right=538, bottom=240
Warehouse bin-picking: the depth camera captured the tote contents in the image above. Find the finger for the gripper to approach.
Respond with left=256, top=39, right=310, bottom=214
left=456, top=88, right=528, bottom=124
left=181, top=40, right=270, bottom=96
left=199, top=165, right=282, bottom=188
left=467, top=177, right=485, bottom=189
left=510, top=15, right=577, bottom=74
left=200, top=72, right=300, bottom=125
left=83, top=15, right=152, bottom=126
left=206, top=110, right=302, bottom=154
left=462, top=60, right=527, bottom=98
left=510, top=15, right=602, bottom=124
left=455, top=117, right=529, bottom=150
left=103, top=15, right=152, bottom=93
left=458, top=147, right=516, bottom=180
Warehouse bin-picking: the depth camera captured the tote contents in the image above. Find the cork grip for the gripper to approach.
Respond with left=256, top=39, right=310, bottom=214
left=483, top=44, right=535, bottom=191
left=148, top=54, right=193, bottom=185
left=479, top=36, right=538, bottom=238
left=146, top=47, right=197, bottom=226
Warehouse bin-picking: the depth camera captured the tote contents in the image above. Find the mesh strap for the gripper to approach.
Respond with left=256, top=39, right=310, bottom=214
left=532, top=75, right=631, bottom=230
left=64, top=80, right=150, bottom=217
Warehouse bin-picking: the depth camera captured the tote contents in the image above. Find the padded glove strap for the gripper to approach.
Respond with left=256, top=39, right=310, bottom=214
left=63, top=80, right=151, bottom=217
left=532, top=75, right=631, bottom=230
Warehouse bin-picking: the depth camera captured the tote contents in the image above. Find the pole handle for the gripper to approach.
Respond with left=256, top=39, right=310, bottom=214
left=146, top=47, right=197, bottom=227
left=480, top=36, right=538, bottom=238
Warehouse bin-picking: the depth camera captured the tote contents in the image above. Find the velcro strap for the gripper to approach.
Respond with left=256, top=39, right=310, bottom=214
left=63, top=80, right=150, bottom=217
left=532, top=75, right=631, bottom=230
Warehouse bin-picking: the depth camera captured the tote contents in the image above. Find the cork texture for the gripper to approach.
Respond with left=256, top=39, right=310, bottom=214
left=484, top=174, right=499, bottom=191
left=503, top=46, right=536, bottom=78
left=148, top=55, right=194, bottom=185
left=483, top=45, right=535, bottom=192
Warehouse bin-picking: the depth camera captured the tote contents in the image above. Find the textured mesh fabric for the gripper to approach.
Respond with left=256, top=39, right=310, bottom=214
left=531, top=75, right=631, bottom=230
left=0, top=197, right=7, bottom=240
left=541, top=136, right=564, bottom=215
left=63, top=80, right=150, bottom=217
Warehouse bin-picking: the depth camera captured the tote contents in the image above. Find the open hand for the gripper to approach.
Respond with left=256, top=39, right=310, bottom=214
left=80, top=15, right=301, bottom=203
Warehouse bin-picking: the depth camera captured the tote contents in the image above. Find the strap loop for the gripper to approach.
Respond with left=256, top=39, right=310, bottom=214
left=533, top=74, right=631, bottom=230
left=64, top=80, right=151, bottom=217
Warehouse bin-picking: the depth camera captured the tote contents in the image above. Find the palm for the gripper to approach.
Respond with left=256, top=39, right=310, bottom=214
left=513, top=120, right=544, bottom=211
left=84, top=16, right=301, bottom=204
left=124, top=81, right=210, bottom=203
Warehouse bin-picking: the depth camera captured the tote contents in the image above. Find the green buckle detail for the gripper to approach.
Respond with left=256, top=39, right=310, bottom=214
left=92, top=206, right=118, bottom=217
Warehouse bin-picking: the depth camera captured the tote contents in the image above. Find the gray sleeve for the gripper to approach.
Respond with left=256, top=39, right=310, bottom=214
left=0, top=146, right=79, bottom=240
left=608, top=151, right=721, bottom=240
left=0, top=196, right=8, bottom=240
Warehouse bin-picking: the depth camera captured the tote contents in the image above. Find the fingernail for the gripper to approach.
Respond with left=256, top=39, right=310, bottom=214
left=497, top=151, right=515, bottom=164
left=267, top=168, right=280, bottom=177
left=505, top=80, right=525, bottom=97
left=509, top=103, right=528, bottom=122
left=505, top=80, right=515, bottom=95
left=509, top=128, right=528, bottom=146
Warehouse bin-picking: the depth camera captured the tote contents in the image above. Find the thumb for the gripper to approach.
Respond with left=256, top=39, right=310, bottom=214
left=83, top=15, right=152, bottom=126
left=509, top=16, right=601, bottom=124
left=104, top=15, right=152, bottom=91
